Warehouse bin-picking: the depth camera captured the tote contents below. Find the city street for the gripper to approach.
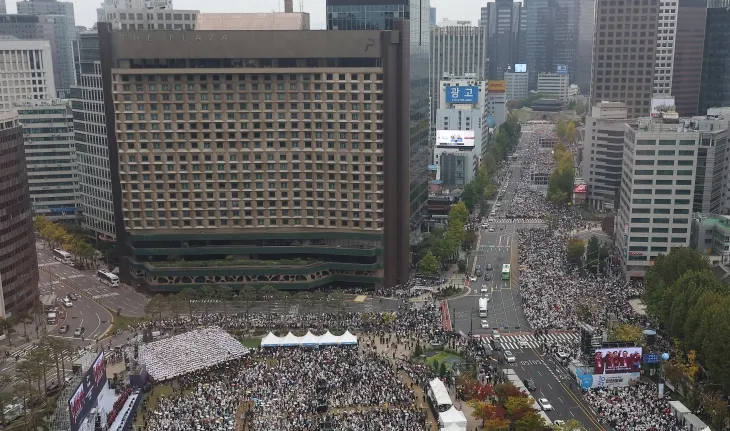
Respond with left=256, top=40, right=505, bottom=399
left=36, top=243, right=148, bottom=317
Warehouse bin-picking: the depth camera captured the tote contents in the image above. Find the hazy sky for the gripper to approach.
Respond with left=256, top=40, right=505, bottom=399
left=6, top=0, right=482, bottom=30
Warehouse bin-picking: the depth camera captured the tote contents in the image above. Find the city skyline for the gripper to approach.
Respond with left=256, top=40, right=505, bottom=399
left=5, top=0, right=486, bottom=29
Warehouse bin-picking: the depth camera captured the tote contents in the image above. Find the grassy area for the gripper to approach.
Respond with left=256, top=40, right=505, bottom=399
left=422, top=351, right=464, bottom=371
left=240, top=338, right=261, bottom=348
left=108, top=314, right=143, bottom=336
left=149, top=258, right=313, bottom=268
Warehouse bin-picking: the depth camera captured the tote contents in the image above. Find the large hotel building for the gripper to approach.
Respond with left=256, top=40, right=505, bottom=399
left=98, top=24, right=411, bottom=292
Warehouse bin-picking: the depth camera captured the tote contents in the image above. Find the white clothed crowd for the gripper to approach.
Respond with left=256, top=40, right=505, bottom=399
left=583, top=381, right=687, bottom=431
left=138, top=327, right=249, bottom=381
left=143, top=347, right=426, bottom=431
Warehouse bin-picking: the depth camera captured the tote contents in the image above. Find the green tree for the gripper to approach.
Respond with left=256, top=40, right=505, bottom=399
left=0, top=317, right=14, bottom=347
left=609, top=323, right=644, bottom=345
left=586, top=236, right=601, bottom=270
left=439, top=361, right=447, bottom=377
left=238, top=285, right=259, bottom=315
left=555, top=120, right=567, bottom=140
left=644, top=247, right=709, bottom=317
left=215, top=285, right=234, bottom=316
left=565, top=121, right=577, bottom=143
left=566, top=238, right=585, bottom=266
left=661, top=269, right=726, bottom=338
left=144, top=294, right=167, bottom=321
left=683, top=292, right=726, bottom=353
left=0, top=374, right=13, bottom=425
left=199, top=284, right=218, bottom=316
left=418, top=250, right=440, bottom=275
left=179, top=287, right=199, bottom=318
left=457, top=259, right=467, bottom=273
left=448, top=201, right=469, bottom=226
left=504, top=396, right=533, bottom=421
left=514, top=411, right=547, bottom=431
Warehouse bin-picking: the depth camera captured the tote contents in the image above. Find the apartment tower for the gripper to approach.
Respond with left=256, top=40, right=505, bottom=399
left=98, top=25, right=412, bottom=291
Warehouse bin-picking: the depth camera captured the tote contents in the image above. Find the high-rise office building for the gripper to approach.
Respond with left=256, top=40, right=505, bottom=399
left=670, top=0, right=705, bottom=117
left=429, top=21, right=488, bottom=125
left=575, top=0, right=595, bottom=94
left=581, top=101, right=627, bottom=211
left=590, top=0, right=659, bottom=117
left=327, top=0, right=431, bottom=238
left=652, top=0, right=677, bottom=97
left=97, top=8, right=199, bottom=30
left=0, top=110, right=39, bottom=318
left=98, top=25, right=413, bottom=291
left=482, top=0, right=523, bottom=80
left=99, top=0, right=173, bottom=9
left=71, top=31, right=116, bottom=241
left=15, top=99, right=78, bottom=222
left=699, top=0, right=730, bottom=115
left=430, top=7, right=436, bottom=26
left=0, top=1, right=5, bottom=14
left=524, top=0, right=579, bottom=89
left=537, top=72, right=570, bottom=102
left=505, top=69, right=529, bottom=101
left=15, top=0, right=76, bottom=95
left=0, top=38, right=55, bottom=111
left=436, top=78, right=489, bottom=157
left=616, top=113, right=727, bottom=279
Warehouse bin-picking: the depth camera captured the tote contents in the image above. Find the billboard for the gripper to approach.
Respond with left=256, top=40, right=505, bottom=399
left=436, top=130, right=476, bottom=146
left=555, top=64, right=568, bottom=75
left=593, top=372, right=641, bottom=389
left=445, top=86, right=478, bottom=103
left=487, top=80, right=506, bottom=93
left=68, top=352, right=108, bottom=431
left=514, top=64, right=527, bottom=73
left=593, top=347, right=642, bottom=374
left=651, top=97, right=675, bottom=118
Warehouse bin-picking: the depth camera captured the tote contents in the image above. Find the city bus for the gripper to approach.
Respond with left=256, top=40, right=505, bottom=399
left=96, top=270, right=120, bottom=287
left=478, top=297, right=489, bottom=317
left=501, top=264, right=511, bottom=280
left=52, top=249, right=73, bottom=265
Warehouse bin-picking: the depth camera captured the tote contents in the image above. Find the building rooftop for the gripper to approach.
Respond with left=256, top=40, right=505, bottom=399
left=695, top=214, right=730, bottom=232
left=632, top=112, right=730, bottom=134
left=195, top=12, right=310, bottom=30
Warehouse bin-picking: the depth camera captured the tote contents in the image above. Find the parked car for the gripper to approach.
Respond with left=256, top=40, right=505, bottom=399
left=538, top=398, right=553, bottom=411
left=58, top=325, right=70, bottom=334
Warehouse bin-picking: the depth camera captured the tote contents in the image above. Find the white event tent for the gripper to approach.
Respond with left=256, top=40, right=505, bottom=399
left=260, top=330, right=359, bottom=347
left=439, top=406, right=467, bottom=430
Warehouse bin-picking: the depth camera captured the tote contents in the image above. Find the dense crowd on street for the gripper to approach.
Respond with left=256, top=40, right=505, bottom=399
left=583, top=381, right=687, bottom=431
left=141, top=347, right=428, bottom=431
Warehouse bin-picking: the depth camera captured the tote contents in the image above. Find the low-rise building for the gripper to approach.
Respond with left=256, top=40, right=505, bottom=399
left=537, top=72, right=570, bottom=102
left=691, top=213, right=730, bottom=265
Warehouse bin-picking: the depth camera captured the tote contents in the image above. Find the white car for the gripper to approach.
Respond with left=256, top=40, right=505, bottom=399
left=480, top=284, right=489, bottom=294
left=504, top=351, right=516, bottom=363
left=480, top=320, right=489, bottom=329
left=538, top=398, right=553, bottom=411
left=491, top=330, right=501, bottom=340
left=62, top=299, right=73, bottom=308
left=489, top=227, right=495, bottom=232
left=518, top=337, right=529, bottom=348
left=469, top=276, right=478, bottom=282
left=488, top=218, right=495, bottom=222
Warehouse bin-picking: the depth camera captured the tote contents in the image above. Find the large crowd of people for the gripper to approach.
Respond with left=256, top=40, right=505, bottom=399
left=125, top=123, right=691, bottom=431
left=583, top=381, right=685, bottom=431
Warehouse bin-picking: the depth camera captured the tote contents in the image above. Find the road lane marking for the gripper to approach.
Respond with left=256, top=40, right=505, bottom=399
left=91, top=292, right=120, bottom=300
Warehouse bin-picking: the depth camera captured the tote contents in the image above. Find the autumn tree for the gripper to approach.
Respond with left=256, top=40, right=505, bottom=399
left=462, top=380, right=494, bottom=402
left=566, top=238, right=585, bottom=266
left=494, top=382, right=526, bottom=405
left=469, top=401, right=507, bottom=427
left=514, top=411, right=547, bottom=431
left=505, top=396, right=534, bottom=422
left=609, top=323, right=644, bottom=346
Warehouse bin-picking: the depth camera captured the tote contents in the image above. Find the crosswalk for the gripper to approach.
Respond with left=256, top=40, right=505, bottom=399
left=92, top=292, right=119, bottom=300
left=488, top=332, right=579, bottom=350
left=491, top=218, right=545, bottom=225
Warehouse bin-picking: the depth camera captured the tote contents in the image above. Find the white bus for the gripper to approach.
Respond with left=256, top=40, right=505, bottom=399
left=52, top=249, right=73, bottom=265
left=96, top=270, right=119, bottom=287
left=479, top=297, right=489, bottom=317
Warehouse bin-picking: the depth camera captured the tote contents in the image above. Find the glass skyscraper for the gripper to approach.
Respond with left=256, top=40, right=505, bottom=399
left=327, top=0, right=431, bottom=240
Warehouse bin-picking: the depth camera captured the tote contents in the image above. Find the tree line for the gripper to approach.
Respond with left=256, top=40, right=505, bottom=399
left=33, top=217, right=116, bottom=270
left=644, top=247, right=730, bottom=427
left=547, top=143, right=574, bottom=205
left=462, top=117, right=522, bottom=213
left=0, top=335, right=77, bottom=429
left=415, top=202, right=468, bottom=275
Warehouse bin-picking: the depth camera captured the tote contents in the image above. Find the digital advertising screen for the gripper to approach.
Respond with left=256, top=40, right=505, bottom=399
left=436, top=130, right=476, bottom=146
left=514, top=64, right=527, bottom=73
left=445, top=85, right=478, bottom=104
left=593, top=347, right=642, bottom=375
left=68, top=352, right=108, bottom=431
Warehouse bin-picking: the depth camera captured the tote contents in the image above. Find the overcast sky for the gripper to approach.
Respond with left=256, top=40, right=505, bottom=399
left=6, top=0, right=482, bottom=30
